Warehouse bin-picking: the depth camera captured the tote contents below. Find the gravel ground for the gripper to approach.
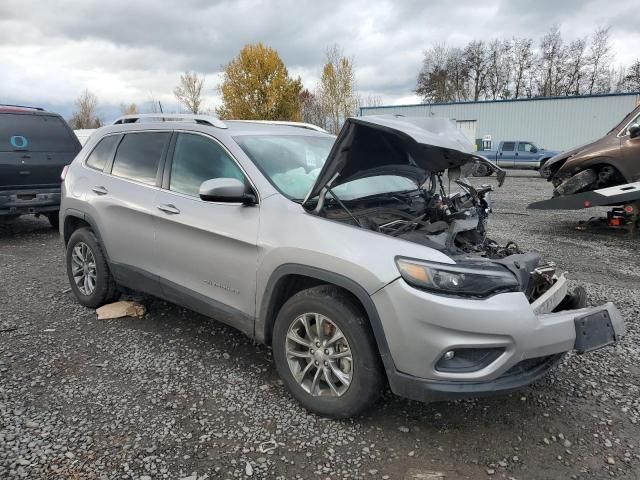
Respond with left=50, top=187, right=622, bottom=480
left=1, top=172, right=639, bottom=480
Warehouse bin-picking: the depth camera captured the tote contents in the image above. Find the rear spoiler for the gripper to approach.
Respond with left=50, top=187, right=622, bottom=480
left=528, top=182, right=640, bottom=210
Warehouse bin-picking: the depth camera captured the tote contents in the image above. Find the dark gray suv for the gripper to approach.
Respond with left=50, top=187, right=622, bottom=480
left=60, top=113, right=623, bottom=417
left=0, top=105, right=81, bottom=228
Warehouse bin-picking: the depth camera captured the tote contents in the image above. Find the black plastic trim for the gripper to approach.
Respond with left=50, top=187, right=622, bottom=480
left=109, top=261, right=254, bottom=337
left=390, top=354, right=563, bottom=402
left=257, top=264, right=395, bottom=375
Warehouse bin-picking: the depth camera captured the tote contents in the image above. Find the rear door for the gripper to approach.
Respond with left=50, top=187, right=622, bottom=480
left=153, top=132, right=260, bottom=334
left=514, top=142, right=538, bottom=169
left=89, top=131, right=171, bottom=285
left=0, top=113, right=80, bottom=189
left=497, top=141, right=516, bottom=168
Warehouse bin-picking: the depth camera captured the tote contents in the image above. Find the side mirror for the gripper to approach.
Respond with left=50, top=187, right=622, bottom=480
left=199, top=178, right=257, bottom=204
left=629, top=124, right=640, bottom=139
left=530, top=146, right=538, bottom=153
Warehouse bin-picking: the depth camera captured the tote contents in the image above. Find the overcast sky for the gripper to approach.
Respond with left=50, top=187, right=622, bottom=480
left=1, top=0, right=638, bottom=121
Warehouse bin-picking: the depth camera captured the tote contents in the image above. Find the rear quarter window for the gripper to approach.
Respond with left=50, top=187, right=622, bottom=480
left=0, top=113, right=79, bottom=152
left=85, top=135, right=120, bottom=171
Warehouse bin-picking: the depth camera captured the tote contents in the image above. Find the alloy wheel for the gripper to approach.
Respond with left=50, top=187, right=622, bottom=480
left=71, top=242, right=97, bottom=295
left=285, top=312, right=353, bottom=397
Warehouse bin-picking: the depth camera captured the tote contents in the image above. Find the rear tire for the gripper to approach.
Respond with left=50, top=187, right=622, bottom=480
left=46, top=211, right=59, bottom=230
left=66, top=227, right=120, bottom=308
left=272, top=285, right=384, bottom=418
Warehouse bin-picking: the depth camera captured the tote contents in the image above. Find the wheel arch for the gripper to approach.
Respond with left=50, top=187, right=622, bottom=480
left=539, top=157, right=551, bottom=168
left=62, top=210, right=109, bottom=260
left=257, top=264, right=394, bottom=373
left=562, top=157, right=630, bottom=183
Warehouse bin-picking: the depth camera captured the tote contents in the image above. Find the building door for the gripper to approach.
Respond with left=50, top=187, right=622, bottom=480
left=455, top=120, right=477, bottom=149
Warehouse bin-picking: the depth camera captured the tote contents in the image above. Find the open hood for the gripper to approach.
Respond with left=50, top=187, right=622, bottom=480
left=303, top=115, right=476, bottom=206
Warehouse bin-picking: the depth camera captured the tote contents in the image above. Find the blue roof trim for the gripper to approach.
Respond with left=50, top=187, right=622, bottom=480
left=360, top=91, right=640, bottom=112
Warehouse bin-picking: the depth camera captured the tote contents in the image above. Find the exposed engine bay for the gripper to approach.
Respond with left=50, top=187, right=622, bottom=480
left=317, top=171, right=581, bottom=307
left=301, top=116, right=586, bottom=309
left=321, top=172, right=512, bottom=258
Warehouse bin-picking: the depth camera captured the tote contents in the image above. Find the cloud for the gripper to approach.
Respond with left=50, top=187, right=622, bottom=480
left=0, top=0, right=636, bottom=121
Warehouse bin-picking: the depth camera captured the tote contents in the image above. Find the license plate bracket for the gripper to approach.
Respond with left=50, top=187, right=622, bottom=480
left=574, top=310, right=616, bottom=354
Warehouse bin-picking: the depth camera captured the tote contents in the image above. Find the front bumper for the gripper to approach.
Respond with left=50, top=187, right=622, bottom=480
left=0, top=188, right=61, bottom=216
left=372, top=278, right=624, bottom=402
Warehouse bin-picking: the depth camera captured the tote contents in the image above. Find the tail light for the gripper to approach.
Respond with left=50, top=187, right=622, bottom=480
left=61, top=165, right=69, bottom=181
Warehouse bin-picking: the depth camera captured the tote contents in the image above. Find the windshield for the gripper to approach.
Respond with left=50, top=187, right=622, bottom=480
left=234, top=134, right=418, bottom=200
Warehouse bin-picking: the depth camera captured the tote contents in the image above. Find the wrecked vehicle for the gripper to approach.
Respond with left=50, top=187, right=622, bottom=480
left=60, top=113, right=624, bottom=418
left=541, top=104, right=640, bottom=197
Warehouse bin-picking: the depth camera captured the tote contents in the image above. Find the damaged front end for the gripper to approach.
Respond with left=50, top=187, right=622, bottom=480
left=303, top=115, right=586, bottom=312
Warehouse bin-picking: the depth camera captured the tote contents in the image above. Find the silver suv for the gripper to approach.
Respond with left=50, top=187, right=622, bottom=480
left=60, top=113, right=624, bottom=417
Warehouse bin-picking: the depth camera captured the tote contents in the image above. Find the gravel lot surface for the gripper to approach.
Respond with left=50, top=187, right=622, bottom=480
left=1, top=171, right=638, bottom=480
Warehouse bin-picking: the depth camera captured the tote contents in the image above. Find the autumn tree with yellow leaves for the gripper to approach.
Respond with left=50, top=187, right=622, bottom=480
left=318, top=45, right=357, bottom=134
left=217, top=43, right=303, bottom=121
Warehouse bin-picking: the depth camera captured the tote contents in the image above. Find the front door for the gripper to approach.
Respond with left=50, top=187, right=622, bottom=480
left=153, top=132, right=260, bottom=335
left=619, top=113, right=640, bottom=182
left=515, top=142, right=538, bottom=169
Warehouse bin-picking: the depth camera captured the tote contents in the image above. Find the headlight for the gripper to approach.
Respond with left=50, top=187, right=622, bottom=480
left=395, top=257, right=520, bottom=297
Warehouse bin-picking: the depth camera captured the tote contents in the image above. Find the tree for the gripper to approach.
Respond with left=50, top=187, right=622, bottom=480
left=486, top=39, right=512, bottom=100
left=563, top=38, right=587, bottom=95
left=536, top=26, right=566, bottom=97
left=446, top=48, right=469, bottom=101
left=622, top=60, right=640, bottom=92
left=174, top=71, right=205, bottom=114
left=318, top=44, right=357, bottom=134
left=586, top=27, right=613, bottom=94
left=119, top=103, right=138, bottom=115
left=357, top=94, right=383, bottom=109
left=217, top=43, right=302, bottom=121
left=416, top=44, right=452, bottom=103
left=299, top=89, right=326, bottom=128
left=512, top=37, right=534, bottom=98
left=68, top=89, right=102, bottom=129
left=463, top=41, right=488, bottom=101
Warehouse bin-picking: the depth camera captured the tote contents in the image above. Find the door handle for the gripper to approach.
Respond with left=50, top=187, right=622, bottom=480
left=157, top=203, right=180, bottom=215
left=92, top=186, right=108, bottom=195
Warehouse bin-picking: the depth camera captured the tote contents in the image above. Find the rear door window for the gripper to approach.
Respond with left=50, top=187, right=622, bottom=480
left=86, top=135, right=119, bottom=171
left=111, top=132, right=170, bottom=185
left=0, top=113, right=79, bottom=152
left=502, top=142, right=515, bottom=151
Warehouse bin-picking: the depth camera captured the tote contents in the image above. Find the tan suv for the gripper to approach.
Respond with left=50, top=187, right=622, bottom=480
left=541, top=104, right=640, bottom=197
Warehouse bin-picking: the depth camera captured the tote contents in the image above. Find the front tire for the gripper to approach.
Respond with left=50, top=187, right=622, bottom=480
left=553, top=169, right=597, bottom=197
left=272, top=285, right=384, bottom=418
left=66, top=228, right=119, bottom=308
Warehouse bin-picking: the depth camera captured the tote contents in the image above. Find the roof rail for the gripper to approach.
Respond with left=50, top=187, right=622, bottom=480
left=230, top=120, right=328, bottom=133
left=112, top=113, right=227, bottom=129
left=0, top=104, right=45, bottom=111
